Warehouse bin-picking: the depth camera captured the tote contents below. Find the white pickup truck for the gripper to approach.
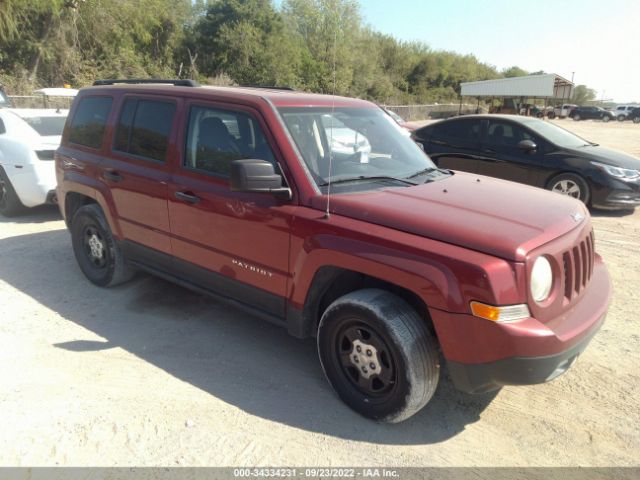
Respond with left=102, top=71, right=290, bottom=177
left=547, top=104, right=577, bottom=119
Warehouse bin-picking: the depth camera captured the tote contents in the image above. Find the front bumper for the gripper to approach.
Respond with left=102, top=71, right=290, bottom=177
left=447, top=312, right=605, bottom=393
left=430, top=256, right=611, bottom=393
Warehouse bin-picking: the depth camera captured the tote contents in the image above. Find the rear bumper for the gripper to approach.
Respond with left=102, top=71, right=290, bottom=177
left=430, top=256, right=611, bottom=393
left=447, top=312, right=605, bottom=393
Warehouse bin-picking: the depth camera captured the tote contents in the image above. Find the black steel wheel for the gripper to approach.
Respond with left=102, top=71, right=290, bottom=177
left=318, top=289, right=439, bottom=423
left=71, top=203, right=134, bottom=287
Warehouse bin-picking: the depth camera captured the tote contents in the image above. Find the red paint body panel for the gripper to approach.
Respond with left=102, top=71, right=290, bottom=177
left=56, top=83, right=611, bottom=375
left=431, top=255, right=610, bottom=363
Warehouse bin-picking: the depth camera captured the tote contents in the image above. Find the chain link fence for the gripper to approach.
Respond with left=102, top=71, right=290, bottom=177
left=384, top=103, right=487, bottom=121
left=8, top=95, right=75, bottom=109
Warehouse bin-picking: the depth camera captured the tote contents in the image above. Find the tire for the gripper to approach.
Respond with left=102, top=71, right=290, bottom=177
left=0, top=167, right=26, bottom=217
left=548, top=173, right=590, bottom=205
left=617, top=115, right=626, bottom=122
left=317, top=289, right=440, bottom=423
left=573, top=114, right=581, bottom=121
left=547, top=112, right=556, bottom=119
left=71, top=203, right=134, bottom=287
left=634, top=116, right=640, bottom=124
left=602, top=115, right=611, bottom=123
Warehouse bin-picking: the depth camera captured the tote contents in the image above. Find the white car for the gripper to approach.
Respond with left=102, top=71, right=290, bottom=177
left=0, top=108, right=68, bottom=216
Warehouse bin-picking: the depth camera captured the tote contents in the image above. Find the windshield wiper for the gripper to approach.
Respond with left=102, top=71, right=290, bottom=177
left=406, top=167, right=451, bottom=181
left=318, top=175, right=418, bottom=187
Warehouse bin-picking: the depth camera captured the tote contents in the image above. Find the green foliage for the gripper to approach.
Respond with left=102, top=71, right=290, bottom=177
left=571, top=85, right=597, bottom=105
left=502, top=66, right=528, bottom=77
left=0, top=0, right=595, bottom=105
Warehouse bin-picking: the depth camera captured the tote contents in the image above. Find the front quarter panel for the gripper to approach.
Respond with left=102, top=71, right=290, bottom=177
left=288, top=206, right=527, bottom=317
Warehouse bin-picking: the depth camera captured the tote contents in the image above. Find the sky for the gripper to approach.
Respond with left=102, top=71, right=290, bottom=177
left=357, top=0, right=639, bottom=102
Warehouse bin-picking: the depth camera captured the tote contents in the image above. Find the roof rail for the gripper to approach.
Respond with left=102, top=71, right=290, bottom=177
left=93, top=79, right=200, bottom=87
left=240, top=84, right=295, bottom=91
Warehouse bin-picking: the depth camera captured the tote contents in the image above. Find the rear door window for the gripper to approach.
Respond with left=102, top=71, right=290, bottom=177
left=431, top=119, right=481, bottom=146
left=68, top=96, right=113, bottom=149
left=114, top=98, right=176, bottom=162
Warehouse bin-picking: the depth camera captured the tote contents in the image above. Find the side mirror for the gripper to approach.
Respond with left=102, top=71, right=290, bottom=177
left=517, top=139, right=537, bottom=153
left=230, top=159, right=292, bottom=199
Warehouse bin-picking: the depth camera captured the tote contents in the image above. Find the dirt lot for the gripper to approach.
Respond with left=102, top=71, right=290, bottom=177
left=0, top=120, right=638, bottom=467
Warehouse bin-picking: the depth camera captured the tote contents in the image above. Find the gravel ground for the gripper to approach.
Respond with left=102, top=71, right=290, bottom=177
left=0, top=120, right=638, bottom=467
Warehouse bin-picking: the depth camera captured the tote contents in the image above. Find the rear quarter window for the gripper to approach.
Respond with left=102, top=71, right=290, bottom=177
left=68, top=96, right=113, bottom=149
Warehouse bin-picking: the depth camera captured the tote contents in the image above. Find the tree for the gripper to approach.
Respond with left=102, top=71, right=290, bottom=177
left=571, top=85, right=597, bottom=105
left=502, top=66, right=528, bottom=77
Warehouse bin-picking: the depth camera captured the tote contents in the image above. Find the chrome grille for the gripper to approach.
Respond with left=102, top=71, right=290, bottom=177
left=563, top=230, right=595, bottom=301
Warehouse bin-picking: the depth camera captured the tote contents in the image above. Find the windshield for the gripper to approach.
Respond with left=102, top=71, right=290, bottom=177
left=523, top=118, right=593, bottom=148
left=21, top=115, right=66, bottom=136
left=278, top=107, right=438, bottom=191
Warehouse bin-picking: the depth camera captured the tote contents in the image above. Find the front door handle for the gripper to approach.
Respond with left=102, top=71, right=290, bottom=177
left=174, top=191, right=201, bottom=204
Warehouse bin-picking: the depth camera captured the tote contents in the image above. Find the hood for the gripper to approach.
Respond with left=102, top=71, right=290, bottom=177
left=565, top=145, right=640, bottom=170
left=310, top=172, right=588, bottom=261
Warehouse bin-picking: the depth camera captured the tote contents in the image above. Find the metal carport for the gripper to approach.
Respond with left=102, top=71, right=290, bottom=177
left=459, top=73, right=574, bottom=115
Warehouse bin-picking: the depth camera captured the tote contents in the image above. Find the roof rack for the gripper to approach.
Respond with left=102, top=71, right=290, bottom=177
left=240, top=84, right=295, bottom=91
left=93, top=79, right=200, bottom=87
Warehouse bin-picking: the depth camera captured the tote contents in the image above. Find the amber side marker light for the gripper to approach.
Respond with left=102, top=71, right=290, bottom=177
left=470, top=301, right=531, bottom=322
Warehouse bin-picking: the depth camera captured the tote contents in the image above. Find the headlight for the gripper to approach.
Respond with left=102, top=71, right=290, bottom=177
left=591, top=161, right=640, bottom=181
left=531, top=256, right=553, bottom=302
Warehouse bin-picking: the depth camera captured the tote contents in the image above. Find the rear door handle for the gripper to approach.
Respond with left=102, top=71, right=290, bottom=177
left=174, top=191, right=201, bottom=204
left=104, top=170, right=123, bottom=182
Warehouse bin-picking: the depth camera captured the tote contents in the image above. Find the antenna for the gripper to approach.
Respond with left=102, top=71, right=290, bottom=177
left=324, top=15, right=339, bottom=220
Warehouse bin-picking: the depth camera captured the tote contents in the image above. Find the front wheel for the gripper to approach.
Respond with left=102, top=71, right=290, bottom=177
left=617, top=115, right=626, bottom=122
left=547, top=112, right=556, bottom=119
left=71, top=203, right=134, bottom=287
left=602, top=115, right=611, bottom=123
left=634, top=117, right=640, bottom=124
left=317, top=289, right=440, bottom=423
left=573, top=114, right=581, bottom=121
left=549, top=173, right=590, bottom=205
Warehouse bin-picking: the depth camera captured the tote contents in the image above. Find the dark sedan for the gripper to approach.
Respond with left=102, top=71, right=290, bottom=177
left=412, top=115, right=640, bottom=209
left=569, top=106, right=615, bottom=122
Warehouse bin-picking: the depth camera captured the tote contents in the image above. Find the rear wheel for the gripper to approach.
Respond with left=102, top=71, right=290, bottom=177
left=547, top=112, right=556, bottom=119
left=634, top=116, right=640, bottom=124
left=573, top=114, right=581, bottom=121
left=317, top=289, right=440, bottom=423
left=549, top=173, right=590, bottom=205
left=0, top=168, right=26, bottom=217
left=71, top=204, right=134, bottom=287
left=617, top=115, right=626, bottom=122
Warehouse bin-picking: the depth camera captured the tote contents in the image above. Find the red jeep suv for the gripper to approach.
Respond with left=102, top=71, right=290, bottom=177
left=55, top=79, right=611, bottom=423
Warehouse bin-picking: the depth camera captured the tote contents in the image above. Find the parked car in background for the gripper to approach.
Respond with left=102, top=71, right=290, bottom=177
left=0, top=108, right=68, bottom=215
left=547, top=104, right=576, bottom=119
left=412, top=114, right=640, bottom=209
left=56, top=80, right=611, bottom=422
left=0, top=84, right=11, bottom=107
left=569, top=106, right=615, bottom=122
left=613, top=105, right=638, bottom=121
left=381, top=106, right=420, bottom=132
left=628, top=107, right=640, bottom=124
